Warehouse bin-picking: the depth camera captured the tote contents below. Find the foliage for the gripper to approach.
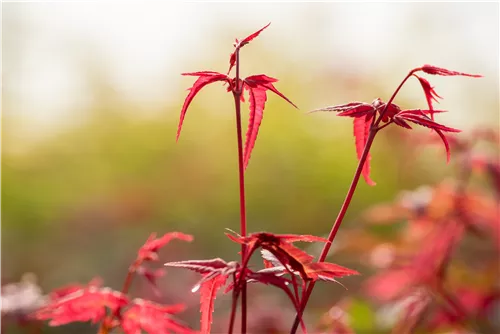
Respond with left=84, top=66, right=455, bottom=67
left=3, top=23, right=497, bottom=334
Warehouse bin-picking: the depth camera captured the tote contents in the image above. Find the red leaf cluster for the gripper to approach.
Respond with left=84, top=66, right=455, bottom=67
left=310, top=65, right=480, bottom=185
left=227, top=232, right=359, bottom=282
left=34, top=281, right=128, bottom=327
left=177, top=23, right=297, bottom=169
left=34, top=280, right=193, bottom=334
left=177, top=72, right=296, bottom=169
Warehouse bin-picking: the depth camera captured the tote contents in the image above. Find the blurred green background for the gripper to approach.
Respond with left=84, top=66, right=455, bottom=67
left=2, top=2, right=498, bottom=333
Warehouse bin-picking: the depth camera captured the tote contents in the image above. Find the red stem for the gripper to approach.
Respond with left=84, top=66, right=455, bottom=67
left=290, top=70, right=418, bottom=334
left=232, top=49, right=248, bottom=334
left=290, top=127, right=378, bottom=333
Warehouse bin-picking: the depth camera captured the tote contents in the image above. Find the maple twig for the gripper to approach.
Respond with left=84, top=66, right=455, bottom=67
left=232, top=48, right=248, bottom=334
left=290, top=126, right=379, bottom=333
left=290, top=70, right=428, bottom=333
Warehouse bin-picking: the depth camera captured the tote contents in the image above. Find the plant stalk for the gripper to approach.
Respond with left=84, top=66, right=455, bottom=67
left=290, top=71, right=419, bottom=333
left=290, top=126, right=378, bottom=333
left=232, top=49, right=248, bottom=334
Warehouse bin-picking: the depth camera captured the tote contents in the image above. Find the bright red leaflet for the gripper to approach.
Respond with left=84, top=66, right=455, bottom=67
left=164, top=258, right=237, bottom=334
left=394, top=109, right=461, bottom=162
left=413, top=74, right=442, bottom=120
left=261, top=249, right=359, bottom=283
left=34, top=286, right=129, bottom=326
left=228, top=23, right=271, bottom=74
left=137, top=231, right=193, bottom=263
left=177, top=72, right=230, bottom=141
left=310, top=101, right=375, bottom=118
left=420, top=64, right=482, bottom=77
left=242, top=75, right=297, bottom=169
left=354, top=115, right=375, bottom=186
left=200, top=274, right=227, bottom=334
left=121, top=299, right=192, bottom=334
left=164, top=258, right=231, bottom=275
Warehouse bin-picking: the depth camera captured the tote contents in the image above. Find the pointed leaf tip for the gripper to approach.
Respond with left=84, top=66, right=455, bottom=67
left=228, top=23, right=272, bottom=73
left=178, top=72, right=229, bottom=141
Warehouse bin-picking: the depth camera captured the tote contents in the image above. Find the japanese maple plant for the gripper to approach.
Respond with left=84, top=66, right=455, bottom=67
left=32, top=23, right=484, bottom=333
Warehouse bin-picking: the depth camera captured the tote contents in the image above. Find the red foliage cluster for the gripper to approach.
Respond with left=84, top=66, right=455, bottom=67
left=32, top=233, right=194, bottom=334
left=25, top=22, right=493, bottom=334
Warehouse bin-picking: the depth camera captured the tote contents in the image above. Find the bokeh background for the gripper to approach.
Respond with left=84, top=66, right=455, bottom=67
left=2, top=2, right=499, bottom=333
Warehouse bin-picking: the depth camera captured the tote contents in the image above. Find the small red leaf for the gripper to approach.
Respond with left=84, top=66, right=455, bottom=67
left=395, top=110, right=461, bottom=162
left=228, top=23, right=271, bottom=73
left=245, top=74, right=297, bottom=108
left=420, top=64, right=482, bottom=77
left=310, top=101, right=374, bottom=118
left=121, top=299, right=193, bottom=334
left=396, top=110, right=460, bottom=133
left=178, top=72, right=230, bottom=141
left=305, top=262, right=360, bottom=281
left=200, top=274, right=227, bottom=334
left=413, top=75, right=442, bottom=120
left=242, top=75, right=297, bottom=169
left=137, top=232, right=193, bottom=263
left=34, top=286, right=129, bottom=326
left=243, top=85, right=267, bottom=170
left=354, top=115, right=376, bottom=186
left=164, top=258, right=230, bottom=275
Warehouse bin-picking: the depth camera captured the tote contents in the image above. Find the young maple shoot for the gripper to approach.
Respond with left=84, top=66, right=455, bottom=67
left=176, top=24, right=297, bottom=169
left=289, top=65, right=481, bottom=334
left=175, top=23, right=297, bottom=334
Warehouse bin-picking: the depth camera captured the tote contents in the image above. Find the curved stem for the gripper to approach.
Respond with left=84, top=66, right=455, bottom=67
left=290, top=127, right=378, bottom=333
left=232, top=49, right=248, bottom=334
left=375, top=70, right=416, bottom=127
left=290, top=70, right=422, bottom=333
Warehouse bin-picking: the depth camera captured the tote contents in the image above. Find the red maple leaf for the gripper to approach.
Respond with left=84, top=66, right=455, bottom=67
left=413, top=74, right=442, bottom=120
left=165, top=258, right=238, bottom=334
left=121, top=299, right=193, bottom=334
left=311, top=98, right=391, bottom=185
left=354, top=115, right=375, bottom=186
left=228, top=23, right=271, bottom=74
left=136, top=231, right=193, bottom=263
left=420, top=64, right=482, bottom=77
left=226, top=232, right=358, bottom=283
left=177, top=71, right=231, bottom=141
left=177, top=25, right=296, bottom=170
left=393, top=109, right=461, bottom=162
left=34, top=284, right=129, bottom=327
left=242, top=75, right=298, bottom=168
